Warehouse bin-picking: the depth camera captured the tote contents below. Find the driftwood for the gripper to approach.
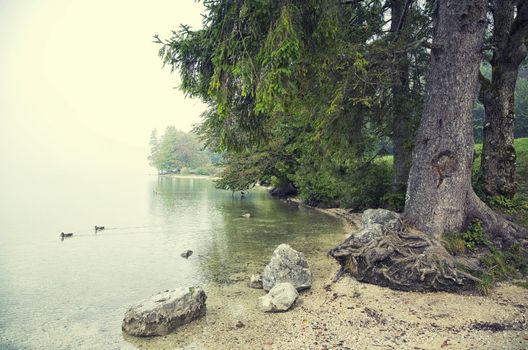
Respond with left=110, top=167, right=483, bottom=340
left=329, top=211, right=480, bottom=292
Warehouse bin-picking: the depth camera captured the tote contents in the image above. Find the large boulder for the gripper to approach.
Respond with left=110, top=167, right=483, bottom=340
left=258, top=282, right=298, bottom=312
left=122, top=287, right=206, bottom=336
left=262, top=244, right=311, bottom=291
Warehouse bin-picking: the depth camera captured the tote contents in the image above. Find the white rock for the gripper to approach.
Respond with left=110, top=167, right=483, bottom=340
left=122, top=287, right=206, bottom=336
left=258, top=282, right=298, bottom=312
left=262, top=244, right=311, bottom=291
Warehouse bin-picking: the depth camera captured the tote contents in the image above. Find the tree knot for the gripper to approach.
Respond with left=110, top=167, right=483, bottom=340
left=432, top=150, right=458, bottom=188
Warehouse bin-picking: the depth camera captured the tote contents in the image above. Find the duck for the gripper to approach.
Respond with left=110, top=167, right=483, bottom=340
left=180, top=250, right=193, bottom=259
left=94, top=225, right=105, bottom=231
left=60, top=232, right=73, bottom=238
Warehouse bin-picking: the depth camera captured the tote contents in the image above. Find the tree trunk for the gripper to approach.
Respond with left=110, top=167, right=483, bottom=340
left=479, top=65, right=518, bottom=198
left=404, top=0, right=487, bottom=237
left=478, top=0, right=528, bottom=198
left=331, top=0, right=528, bottom=293
left=391, top=0, right=414, bottom=193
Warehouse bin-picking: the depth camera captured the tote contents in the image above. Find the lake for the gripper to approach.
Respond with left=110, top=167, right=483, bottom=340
left=0, top=173, right=345, bottom=349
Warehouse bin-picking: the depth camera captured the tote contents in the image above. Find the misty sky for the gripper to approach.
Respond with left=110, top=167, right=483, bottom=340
left=0, top=0, right=206, bottom=174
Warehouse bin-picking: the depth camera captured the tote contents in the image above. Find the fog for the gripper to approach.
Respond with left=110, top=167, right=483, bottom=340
left=0, top=0, right=206, bottom=178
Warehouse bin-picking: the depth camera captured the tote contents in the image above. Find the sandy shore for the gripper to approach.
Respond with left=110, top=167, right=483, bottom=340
left=126, top=206, right=528, bottom=350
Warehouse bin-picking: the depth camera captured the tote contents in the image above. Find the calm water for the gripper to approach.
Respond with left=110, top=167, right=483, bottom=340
left=0, top=173, right=345, bottom=349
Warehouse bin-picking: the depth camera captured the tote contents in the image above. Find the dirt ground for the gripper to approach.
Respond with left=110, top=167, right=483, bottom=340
left=127, top=212, right=528, bottom=350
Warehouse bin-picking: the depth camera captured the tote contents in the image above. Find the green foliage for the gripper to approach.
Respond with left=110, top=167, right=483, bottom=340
left=443, top=220, right=486, bottom=255
left=157, top=0, right=430, bottom=206
left=514, top=280, right=528, bottom=289
left=489, top=195, right=526, bottom=214
left=380, top=191, right=406, bottom=212
left=461, top=220, right=486, bottom=251
left=148, top=129, right=160, bottom=168
left=475, top=244, right=528, bottom=294
left=443, top=233, right=466, bottom=256
left=193, top=166, right=221, bottom=176
left=148, top=127, right=219, bottom=174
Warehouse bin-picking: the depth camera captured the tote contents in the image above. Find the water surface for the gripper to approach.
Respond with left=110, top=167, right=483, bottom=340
left=0, top=174, right=345, bottom=349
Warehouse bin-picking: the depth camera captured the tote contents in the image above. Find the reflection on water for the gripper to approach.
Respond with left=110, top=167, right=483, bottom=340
left=0, top=176, right=345, bottom=349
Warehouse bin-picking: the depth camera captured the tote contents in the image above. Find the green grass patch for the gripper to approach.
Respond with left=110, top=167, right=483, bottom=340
left=514, top=281, right=528, bottom=289
left=475, top=244, right=528, bottom=294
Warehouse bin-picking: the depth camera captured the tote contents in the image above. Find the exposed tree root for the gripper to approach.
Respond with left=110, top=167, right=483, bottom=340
left=465, top=191, right=528, bottom=248
left=329, top=220, right=480, bottom=292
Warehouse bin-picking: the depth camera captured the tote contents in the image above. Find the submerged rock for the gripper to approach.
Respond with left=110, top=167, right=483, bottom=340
left=248, top=274, right=263, bottom=289
left=122, top=287, right=206, bottom=336
left=262, top=244, right=311, bottom=291
left=258, top=282, right=298, bottom=312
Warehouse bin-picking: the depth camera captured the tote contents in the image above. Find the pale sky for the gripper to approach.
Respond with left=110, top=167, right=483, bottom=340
left=0, top=0, right=206, bottom=174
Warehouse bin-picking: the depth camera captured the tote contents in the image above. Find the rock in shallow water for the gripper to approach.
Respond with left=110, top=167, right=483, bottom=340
left=122, top=287, right=206, bottom=336
left=262, top=244, right=311, bottom=291
left=258, top=282, right=298, bottom=312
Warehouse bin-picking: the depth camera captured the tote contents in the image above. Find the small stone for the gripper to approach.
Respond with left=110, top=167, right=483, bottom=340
left=235, top=320, right=245, bottom=328
left=248, top=274, right=263, bottom=289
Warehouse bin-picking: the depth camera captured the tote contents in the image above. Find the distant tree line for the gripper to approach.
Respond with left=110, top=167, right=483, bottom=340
left=148, top=127, right=221, bottom=175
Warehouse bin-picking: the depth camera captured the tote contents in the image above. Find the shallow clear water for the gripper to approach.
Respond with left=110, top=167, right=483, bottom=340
left=0, top=173, right=345, bottom=349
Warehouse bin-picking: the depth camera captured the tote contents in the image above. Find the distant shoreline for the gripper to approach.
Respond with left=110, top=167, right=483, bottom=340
left=156, top=174, right=220, bottom=180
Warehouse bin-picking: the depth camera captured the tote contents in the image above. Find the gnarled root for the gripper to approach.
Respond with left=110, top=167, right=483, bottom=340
left=466, top=191, right=528, bottom=248
left=330, top=223, right=479, bottom=292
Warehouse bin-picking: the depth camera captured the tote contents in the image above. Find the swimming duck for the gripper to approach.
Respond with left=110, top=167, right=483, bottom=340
left=60, top=232, right=73, bottom=238
left=180, top=250, right=193, bottom=259
left=94, top=225, right=105, bottom=231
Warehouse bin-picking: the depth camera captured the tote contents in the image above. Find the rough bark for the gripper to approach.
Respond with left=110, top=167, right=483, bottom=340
left=391, top=0, right=414, bottom=193
left=479, top=0, right=528, bottom=198
left=405, top=0, right=527, bottom=245
left=405, top=0, right=488, bottom=237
